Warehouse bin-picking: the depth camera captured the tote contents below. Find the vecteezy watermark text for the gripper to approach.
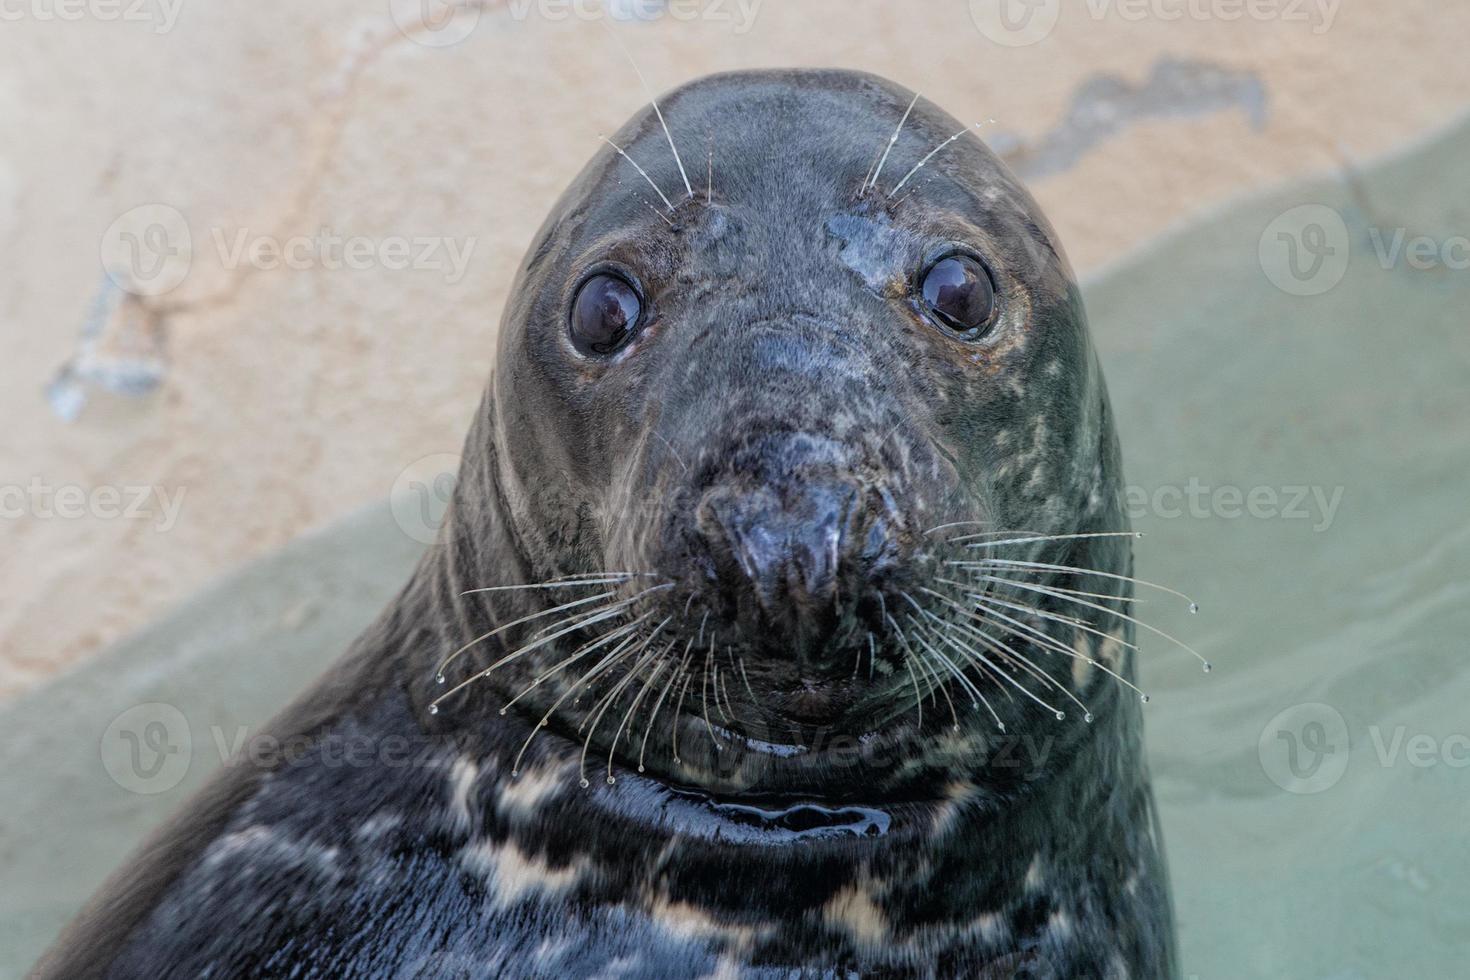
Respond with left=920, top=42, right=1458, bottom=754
left=100, top=203, right=479, bottom=297
left=210, top=226, right=478, bottom=284
left=389, top=0, right=762, bottom=49
left=0, top=0, right=184, bottom=32
left=969, top=0, right=1340, bottom=47
left=1122, top=481, right=1343, bottom=531
left=1, top=479, right=186, bottom=531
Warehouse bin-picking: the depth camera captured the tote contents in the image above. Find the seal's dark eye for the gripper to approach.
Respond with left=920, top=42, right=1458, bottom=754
left=570, top=274, right=642, bottom=355
left=920, top=255, right=996, bottom=334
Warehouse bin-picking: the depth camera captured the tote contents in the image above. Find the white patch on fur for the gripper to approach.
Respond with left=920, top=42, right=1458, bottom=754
left=1072, top=631, right=1095, bottom=688
left=499, top=759, right=570, bottom=816
left=1024, top=854, right=1047, bottom=892
left=647, top=893, right=767, bottom=949
left=447, top=757, right=478, bottom=834
left=822, top=880, right=890, bottom=948
left=460, top=839, right=586, bottom=908
left=203, top=824, right=340, bottom=876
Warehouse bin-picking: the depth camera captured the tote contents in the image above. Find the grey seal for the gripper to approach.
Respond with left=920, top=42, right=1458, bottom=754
left=36, top=68, right=1190, bottom=979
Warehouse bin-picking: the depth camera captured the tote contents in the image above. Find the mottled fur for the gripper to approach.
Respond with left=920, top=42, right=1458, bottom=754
left=36, top=70, right=1175, bottom=979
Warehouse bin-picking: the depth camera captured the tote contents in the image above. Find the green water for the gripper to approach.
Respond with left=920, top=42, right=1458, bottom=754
left=3, top=117, right=1468, bottom=979
left=1093, top=114, right=1470, bottom=977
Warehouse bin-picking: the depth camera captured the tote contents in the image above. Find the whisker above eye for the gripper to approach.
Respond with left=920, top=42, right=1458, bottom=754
left=598, top=19, right=694, bottom=200
left=862, top=92, right=921, bottom=195
left=599, top=135, right=676, bottom=212
left=888, top=121, right=995, bottom=199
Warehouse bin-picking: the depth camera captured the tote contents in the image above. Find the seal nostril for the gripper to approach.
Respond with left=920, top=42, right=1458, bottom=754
left=703, top=482, right=857, bottom=610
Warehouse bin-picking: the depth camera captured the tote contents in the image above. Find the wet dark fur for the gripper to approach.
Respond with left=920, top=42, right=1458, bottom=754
left=35, top=70, right=1176, bottom=979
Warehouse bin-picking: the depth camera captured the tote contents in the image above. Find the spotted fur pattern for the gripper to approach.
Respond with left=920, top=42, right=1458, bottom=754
left=36, top=71, right=1177, bottom=979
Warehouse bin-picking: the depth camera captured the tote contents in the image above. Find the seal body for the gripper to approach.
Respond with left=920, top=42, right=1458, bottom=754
left=37, top=69, right=1177, bottom=979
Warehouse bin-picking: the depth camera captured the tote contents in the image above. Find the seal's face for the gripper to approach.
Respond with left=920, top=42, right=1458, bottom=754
left=472, top=70, right=1125, bottom=798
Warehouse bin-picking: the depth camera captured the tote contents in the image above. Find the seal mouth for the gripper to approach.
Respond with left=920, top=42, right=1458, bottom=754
left=430, top=526, right=1206, bottom=797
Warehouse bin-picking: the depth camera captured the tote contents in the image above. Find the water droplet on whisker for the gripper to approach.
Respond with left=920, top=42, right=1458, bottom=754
left=1202, top=661, right=1213, bottom=673
left=1140, top=694, right=1151, bottom=704
left=1188, top=602, right=1199, bottom=614
left=579, top=778, right=590, bottom=788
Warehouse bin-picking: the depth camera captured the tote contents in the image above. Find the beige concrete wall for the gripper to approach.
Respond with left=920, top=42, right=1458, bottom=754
left=2, top=0, right=1466, bottom=697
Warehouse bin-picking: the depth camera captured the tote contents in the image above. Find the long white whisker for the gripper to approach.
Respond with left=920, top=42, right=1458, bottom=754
left=917, top=599, right=1093, bottom=719
left=910, top=619, right=1005, bottom=732
left=599, top=135, right=675, bottom=211
left=600, top=21, right=693, bottom=199
left=500, top=612, right=652, bottom=714
left=670, top=671, right=695, bottom=765
left=959, top=579, right=1143, bottom=652
left=964, top=574, right=1210, bottom=672
left=607, top=646, right=673, bottom=784
left=509, top=628, right=644, bottom=777
left=889, top=123, right=986, bottom=197
left=923, top=592, right=1095, bottom=722
left=579, top=622, right=674, bottom=786
left=954, top=557, right=1199, bottom=611
left=895, top=597, right=1000, bottom=728
left=954, top=530, right=1142, bottom=549
left=864, top=92, right=920, bottom=193
left=460, top=572, right=644, bottom=595
left=639, top=638, right=695, bottom=772
left=430, top=588, right=671, bottom=712
left=435, top=590, right=619, bottom=681
left=914, top=595, right=1071, bottom=717
left=903, top=658, right=924, bottom=731
left=971, top=594, right=1153, bottom=702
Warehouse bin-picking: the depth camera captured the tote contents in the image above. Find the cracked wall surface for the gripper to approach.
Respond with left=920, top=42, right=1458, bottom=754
left=2, top=0, right=1469, bottom=697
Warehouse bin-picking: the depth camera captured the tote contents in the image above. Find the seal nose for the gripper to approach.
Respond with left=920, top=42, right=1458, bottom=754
left=702, top=481, right=856, bottom=609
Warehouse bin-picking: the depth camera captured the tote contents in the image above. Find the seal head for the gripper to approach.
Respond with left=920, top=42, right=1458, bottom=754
left=37, top=69, right=1179, bottom=980
left=441, top=69, right=1120, bottom=804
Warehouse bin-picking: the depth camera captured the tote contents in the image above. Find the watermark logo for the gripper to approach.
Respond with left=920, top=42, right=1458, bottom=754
left=101, top=702, right=192, bottom=794
left=968, top=0, right=1061, bottom=47
left=1258, top=702, right=1349, bottom=794
left=391, top=452, right=462, bottom=544
left=390, top=0, right=483, bottom=47
left=0, top=0, right=186, bottom=33
left=101, top=203, right=192, bottom=297
left=1261, top=203, right=1470, bottom=295
left=1259, top=204, right=1350, bottom=296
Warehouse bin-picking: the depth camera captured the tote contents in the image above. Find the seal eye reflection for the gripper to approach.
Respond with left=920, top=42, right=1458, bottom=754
left=919, top=254, right=996, bottom=335
left=570, top=273, right=643, bottom=356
